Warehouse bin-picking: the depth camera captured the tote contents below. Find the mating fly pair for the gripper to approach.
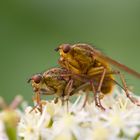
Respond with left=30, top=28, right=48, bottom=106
left=28, top=43, right=140, bottom=111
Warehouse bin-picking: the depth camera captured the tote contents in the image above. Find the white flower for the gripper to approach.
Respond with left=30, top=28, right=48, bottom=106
left=0, top=120, right=8, bottom=140
left=18, top=106, right=53, bottom=140
left=17, top=88, right=140, bottom=140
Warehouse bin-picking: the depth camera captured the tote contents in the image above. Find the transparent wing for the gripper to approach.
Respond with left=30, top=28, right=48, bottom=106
left=92, top=49, right=140, bottom=78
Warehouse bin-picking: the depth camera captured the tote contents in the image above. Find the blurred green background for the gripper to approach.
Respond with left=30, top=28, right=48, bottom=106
left=0, top=0, right=140, bottom=103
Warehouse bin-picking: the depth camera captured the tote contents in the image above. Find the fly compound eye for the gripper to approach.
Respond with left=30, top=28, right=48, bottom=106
left=32, top=74, right=42, bottom=84
left=62, top=44, right=71, bottom=53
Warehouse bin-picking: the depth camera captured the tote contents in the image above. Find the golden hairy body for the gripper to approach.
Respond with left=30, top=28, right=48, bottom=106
left=57, top=44, right=114, bottom=95
left=55, top=43, right=140, bottom=109
left=29, top=67, right=114, bottom=112
left=28, top=43, right=140, bottom=111
left=29, top=68, right=85, bottom=99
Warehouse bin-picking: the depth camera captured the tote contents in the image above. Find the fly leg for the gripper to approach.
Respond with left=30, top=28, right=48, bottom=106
left=30, top=91, right=42, bottom=113
left=90, top=80, right=98, bottom=107
left=106, top=70, right=140, bottom=106
left=117, top=72, right=140, bottom=106
left=82, top=91, right=90, bottom=108
left=81, top=68, right=104, bottom=108
left=30, top=88, right=56, bottom=113
left=64, top=79, right=74, bottom=112
left=70, top=82, right=90, bottom=108
left=91, top=68, right=106, bottom=110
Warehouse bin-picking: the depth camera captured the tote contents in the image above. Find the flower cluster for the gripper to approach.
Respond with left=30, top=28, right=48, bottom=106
left=17, top=89, right=140, bottom=140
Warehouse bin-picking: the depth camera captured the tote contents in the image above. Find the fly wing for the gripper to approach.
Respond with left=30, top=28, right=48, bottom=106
left=92, top=49, right=140, bottom=78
